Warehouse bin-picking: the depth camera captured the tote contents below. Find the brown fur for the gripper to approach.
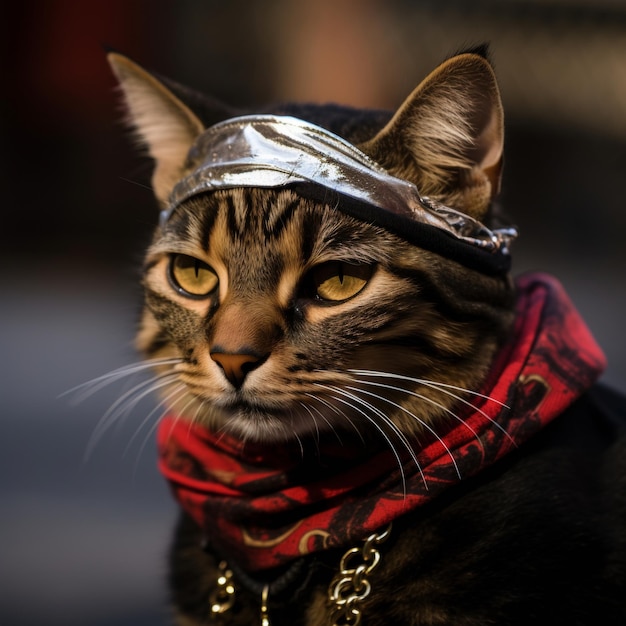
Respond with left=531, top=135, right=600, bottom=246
left=135, top=187, right=512, bottom=442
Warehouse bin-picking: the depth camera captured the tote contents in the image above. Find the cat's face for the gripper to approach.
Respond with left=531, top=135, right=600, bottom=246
left=138, top=186, right=512, bottom=442
left=111, top=50, right=515, bottom=442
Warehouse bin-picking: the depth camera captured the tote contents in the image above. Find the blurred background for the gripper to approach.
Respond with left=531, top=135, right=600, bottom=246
left=2, top=1, right=625, bottom=624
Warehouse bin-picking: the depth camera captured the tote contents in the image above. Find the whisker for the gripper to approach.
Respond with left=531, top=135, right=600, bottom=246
left=160, top=393, right=206, bottom=442
left=351, top=379, right=485, bottom=454
left=298, top=402, right=322, bottom=443
left=124, top=382, right=188, bottom=457
left=132, top=385, right=196, bottom=476
left=324, top=395, right=405, bottom=493
left=349, top=369, right=509, bottom=408
left=328, top=386, right=425, bottom=487
left=120, top=176, right=154, bottom=192
left=182, top=394, right=213, bottom=440
left=61, top=357, right=182, bottom=403
left=304, top=393, right=362, bottom=444
left=101, top=371, right=179, bottom=429
left=85, top=371, right=179, bottom=460
left=293, top=427, right=305, bottom=459
left=349, top=369, right=515, bottom=445
left=187, top=393, right=208, bottom=428
left=345, top=385, right=461, bottom=480
left=316, top=383, right=426, bottom=496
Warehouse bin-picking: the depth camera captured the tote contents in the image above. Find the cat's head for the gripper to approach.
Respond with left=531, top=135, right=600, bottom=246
left=109, top=50, right=515, bottom=443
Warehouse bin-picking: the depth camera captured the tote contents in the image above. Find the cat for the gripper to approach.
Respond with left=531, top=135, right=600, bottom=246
left=108, top=47, right=626, bottom=625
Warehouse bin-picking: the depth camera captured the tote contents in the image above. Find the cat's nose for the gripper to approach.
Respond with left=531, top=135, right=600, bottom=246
left=210, top=351, right=265, bottom=388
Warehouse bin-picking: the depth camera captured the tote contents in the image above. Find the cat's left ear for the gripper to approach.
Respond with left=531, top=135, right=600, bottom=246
left=108, top=53, right=205, bottom=205
left=360, top=52, right=504, bottom=220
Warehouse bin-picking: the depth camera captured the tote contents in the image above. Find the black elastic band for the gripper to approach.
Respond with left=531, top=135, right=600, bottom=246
left=290, top=182, right=512, bottom=276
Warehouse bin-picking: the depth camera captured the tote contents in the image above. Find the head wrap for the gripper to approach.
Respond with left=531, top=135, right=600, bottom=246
left=162, top=115, right=517, bottom=275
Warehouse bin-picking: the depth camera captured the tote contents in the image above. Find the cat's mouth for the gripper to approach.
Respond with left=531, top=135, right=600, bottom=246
left=211, top=396, right=307, bottom=441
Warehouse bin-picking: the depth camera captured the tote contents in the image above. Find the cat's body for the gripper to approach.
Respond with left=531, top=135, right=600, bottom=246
left=108, top=49, right=626, bottom=625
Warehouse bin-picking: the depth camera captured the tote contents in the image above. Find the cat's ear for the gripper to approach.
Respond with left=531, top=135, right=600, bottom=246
left=108, top=53, right=206, bottom=204
left=360, top=52, right=504, bottom=220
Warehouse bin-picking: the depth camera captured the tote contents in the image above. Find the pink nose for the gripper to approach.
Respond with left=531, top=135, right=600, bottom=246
left=210, top=352, right=264, bottom=388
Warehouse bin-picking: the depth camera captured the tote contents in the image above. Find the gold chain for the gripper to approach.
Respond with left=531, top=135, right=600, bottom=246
left=209, top=560, right=236, bottom=616
left=260, top=584, right=271, bottom=626
left=208, top=524, right=391, bottom=625
left=327, top=524, right=392, bottom=626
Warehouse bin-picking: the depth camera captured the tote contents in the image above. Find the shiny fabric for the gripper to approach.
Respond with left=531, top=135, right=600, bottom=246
left=162, top=115, right=516, bottom=268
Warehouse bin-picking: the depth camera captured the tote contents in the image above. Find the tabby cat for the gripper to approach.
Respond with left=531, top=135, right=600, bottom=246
left=108, top=48, right=626, bottom=625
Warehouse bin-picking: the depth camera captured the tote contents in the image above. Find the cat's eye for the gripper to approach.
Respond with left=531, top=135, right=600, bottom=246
left=169, top=254, right=218, bottom=298
left=311, top=262, right=373, bottom=302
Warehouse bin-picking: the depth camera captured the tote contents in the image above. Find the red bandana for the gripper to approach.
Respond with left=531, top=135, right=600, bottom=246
left=157, top=273, right=606, bottom=571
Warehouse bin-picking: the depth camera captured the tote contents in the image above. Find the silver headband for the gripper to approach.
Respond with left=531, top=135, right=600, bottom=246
left=164, top=115, right=517, bottom=257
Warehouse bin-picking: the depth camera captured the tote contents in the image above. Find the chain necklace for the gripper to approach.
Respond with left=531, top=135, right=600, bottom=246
left=327, top=524, right=392, bottom=625
left=209, top=524, right=391, bottom=625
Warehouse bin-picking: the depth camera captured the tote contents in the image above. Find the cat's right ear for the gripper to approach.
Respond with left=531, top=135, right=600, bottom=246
left=108, top=53, right=205, bottom=205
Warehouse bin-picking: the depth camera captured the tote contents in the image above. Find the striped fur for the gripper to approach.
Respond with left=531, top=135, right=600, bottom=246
left=137, top=187, right=513, bottom=443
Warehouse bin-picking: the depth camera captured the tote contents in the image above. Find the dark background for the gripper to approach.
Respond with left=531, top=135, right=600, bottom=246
left=2, top=1, right=625, bottom=624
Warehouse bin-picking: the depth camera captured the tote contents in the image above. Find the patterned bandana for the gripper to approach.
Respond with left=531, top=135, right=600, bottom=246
left=157, top=273, right=606, bottom=572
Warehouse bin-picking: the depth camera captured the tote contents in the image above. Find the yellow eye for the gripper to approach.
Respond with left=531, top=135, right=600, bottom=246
left=312, top=262, right=372, bottom=302
left=169, top=254, right=218, bottom=297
